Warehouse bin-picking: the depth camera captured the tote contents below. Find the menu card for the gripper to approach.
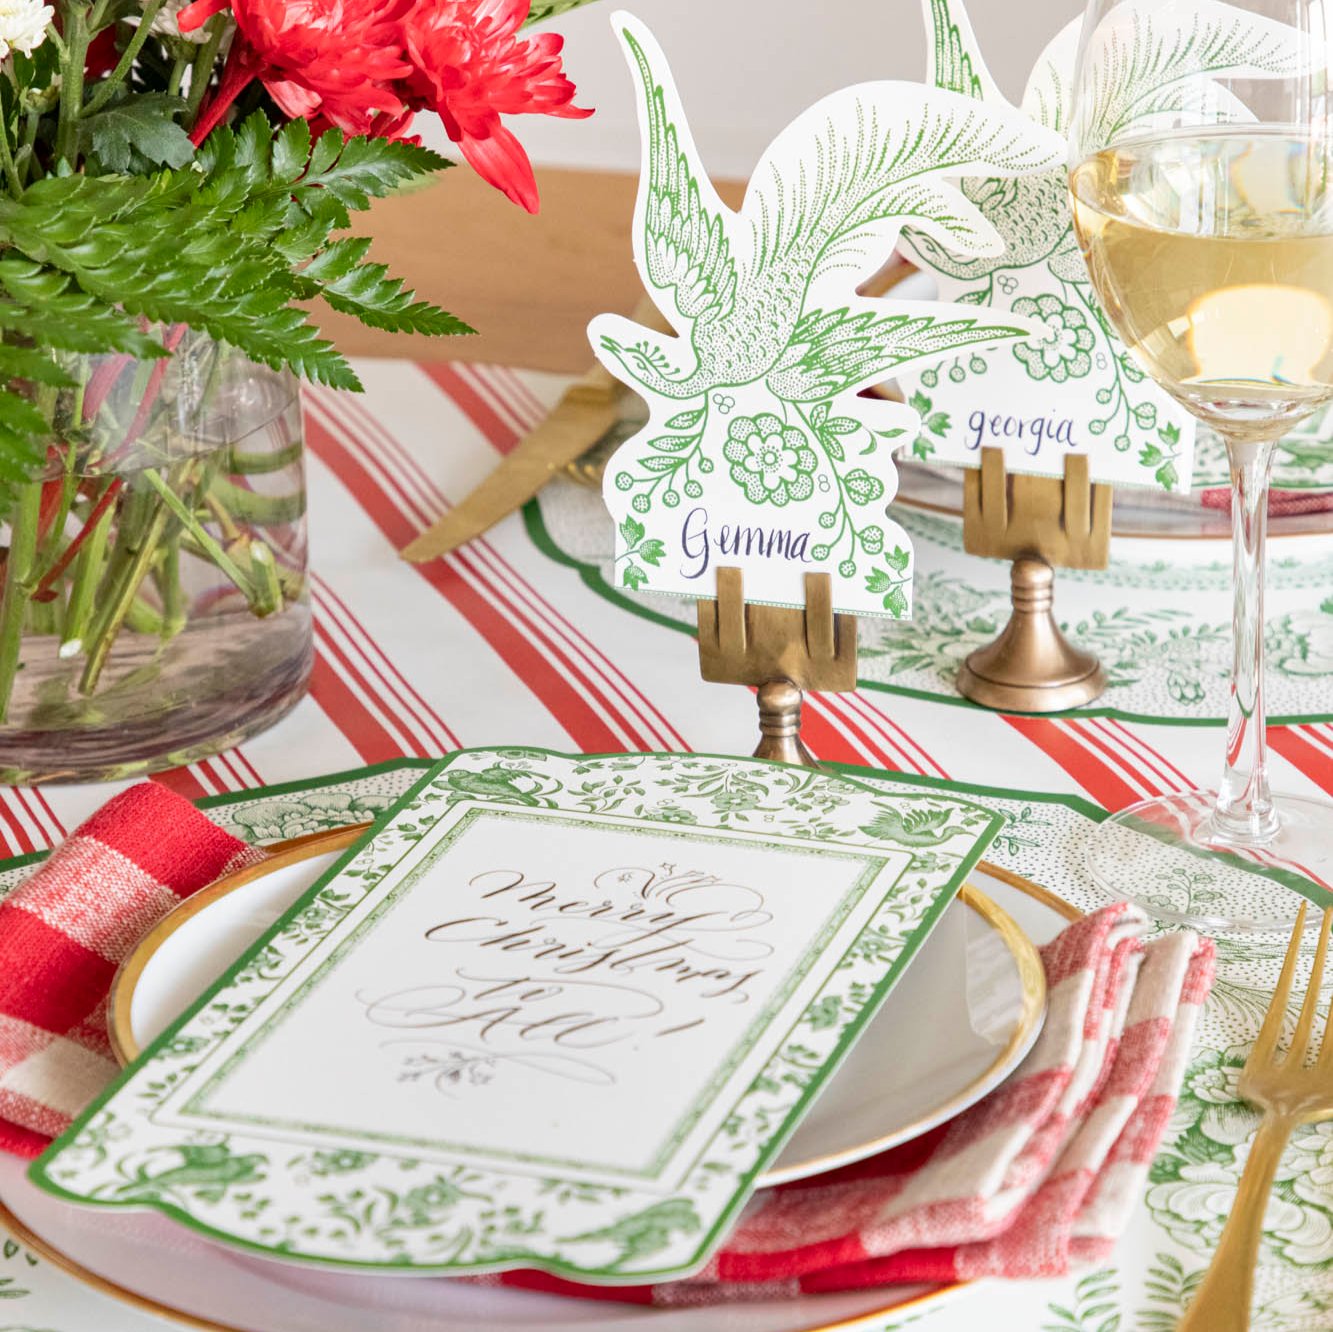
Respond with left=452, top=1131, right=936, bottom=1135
left=33, top=748, right=1001, bottom=1281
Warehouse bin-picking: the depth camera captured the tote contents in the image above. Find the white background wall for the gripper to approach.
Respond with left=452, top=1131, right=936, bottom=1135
left=504, top=0, right=1086, bottom=176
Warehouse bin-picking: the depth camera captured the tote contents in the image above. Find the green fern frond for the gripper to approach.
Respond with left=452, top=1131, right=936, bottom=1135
left=303, top=238, right=474, bottom=336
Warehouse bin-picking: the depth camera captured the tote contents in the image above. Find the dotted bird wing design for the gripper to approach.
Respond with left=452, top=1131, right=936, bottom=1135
left=743, top=84, right=1063, bottom=301
left=622, top=25, right=738, bottom=334
left=926, top=0, right=1001, bottom=103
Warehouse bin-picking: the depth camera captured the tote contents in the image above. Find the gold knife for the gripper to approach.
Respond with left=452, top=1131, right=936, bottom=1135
left=399, top=362, right=627, bottom=562
left=400, top=297, right=669, bottom=563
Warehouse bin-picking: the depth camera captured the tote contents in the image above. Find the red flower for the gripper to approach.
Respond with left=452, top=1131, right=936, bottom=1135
left=402, top=0, right=591, bottom=213
left=179, top=0, right=590, bottom=212
left=181, top=0, right=415, bottom=139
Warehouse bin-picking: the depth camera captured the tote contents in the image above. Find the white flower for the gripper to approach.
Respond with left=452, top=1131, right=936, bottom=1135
left=0, top=0, right=52, bottom=59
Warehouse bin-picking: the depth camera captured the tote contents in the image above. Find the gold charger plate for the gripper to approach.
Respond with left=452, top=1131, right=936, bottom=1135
left=3, top=841, right=1070, bottom=1332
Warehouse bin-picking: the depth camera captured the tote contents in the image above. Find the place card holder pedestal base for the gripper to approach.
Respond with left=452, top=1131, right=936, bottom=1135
left=697, top=568, right=857, bottom=768
left=957, top=447, right=1112, bottom=713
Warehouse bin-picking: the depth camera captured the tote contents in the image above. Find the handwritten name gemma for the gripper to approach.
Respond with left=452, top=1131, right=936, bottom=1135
left=679, top=506, right=812, bottom=579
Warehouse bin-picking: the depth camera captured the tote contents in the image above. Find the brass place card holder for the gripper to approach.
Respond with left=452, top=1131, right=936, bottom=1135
left=697, top=568, right=857, bottom=768
left=957, top=447, right=1112, bottom=713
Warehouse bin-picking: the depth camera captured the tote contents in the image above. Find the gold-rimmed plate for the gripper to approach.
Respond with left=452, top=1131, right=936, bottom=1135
left=3, top=858, right=1071, bottom=1332
left=105, top=826, right=1046, bottom=1187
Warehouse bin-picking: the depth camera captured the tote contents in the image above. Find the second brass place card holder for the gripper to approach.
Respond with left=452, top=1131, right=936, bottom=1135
left=957, top=446, right=1113, bottom=713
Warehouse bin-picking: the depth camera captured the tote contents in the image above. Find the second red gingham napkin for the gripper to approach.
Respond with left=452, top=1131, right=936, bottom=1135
left=490, top=903, right=1214, bottom=1302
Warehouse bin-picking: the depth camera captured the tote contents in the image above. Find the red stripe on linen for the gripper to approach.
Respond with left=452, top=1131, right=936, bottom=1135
left=456, top=364, right=533, bottom=440
left=213, top=750, right=260, bottom=791
left=314, top=575, right=461, bottom=753
left=1101, top=718, right=1195, bottom=792
left=7, top=784, right=59, bottom=848
left=323, top=386, right=688, bottom=754
left=0, top=797, right=35, bottom=856
left=801, top=693, right=904, bottom=772
left=0, top=905, right=115, bottom=1031
left=846, top=692, right=950, bottom=779
left=1299, top=723, right=1333, bottom=758
left=308, top=648, right=406, bottom=766
left=229, top=749, right=266, bottom=788
left=150, top=768, right=212, bottom=802
left=307, top=412, right=648, bottom=755
left=0, top=792, right=42, bottom=853
left=1269, top=725, right=1333, bottom=795
left=27, top=787, right=66, bottom=842
left=418, top=363, right=520, bottom=455
left=202, top=754, right=242, bottom=793
left=182, top=761, right=225, bottom=796
left=1002, top=716, right=1144, bottom=811
left=490, top=364, right=550, bottom=424
left=313, top=617, right=431, bottom=759
left=1062, top=720, right=1160, bottom=802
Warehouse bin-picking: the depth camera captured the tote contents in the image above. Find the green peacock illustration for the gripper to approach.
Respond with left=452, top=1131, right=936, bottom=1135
left=899, top=0, right=1304, bottom=492
left=905, top=0, right=1305, bottom=288
left=591, top=13, right=1063, bottom=618
left=595, top=24, right=1060, bottom=407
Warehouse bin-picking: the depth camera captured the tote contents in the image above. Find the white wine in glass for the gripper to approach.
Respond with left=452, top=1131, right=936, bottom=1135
left=1070, top=0, right=1333, bottom=930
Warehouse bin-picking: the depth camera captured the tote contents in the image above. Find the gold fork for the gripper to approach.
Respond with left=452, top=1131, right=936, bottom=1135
left=1180, top=903, right=1333, bottom=1331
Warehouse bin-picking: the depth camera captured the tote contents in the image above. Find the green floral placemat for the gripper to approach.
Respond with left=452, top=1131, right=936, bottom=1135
left=530, top=484, right=1333, bottom=726
left=1193, top=412, right=1333, bottom=492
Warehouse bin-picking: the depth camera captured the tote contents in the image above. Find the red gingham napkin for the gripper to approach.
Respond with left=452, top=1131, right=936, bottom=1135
left=1200, top=486, right=1333, bottom=516
left=0, top=782, right=264, bottom=1157
left=491, top=903, right=1215, bottom=1303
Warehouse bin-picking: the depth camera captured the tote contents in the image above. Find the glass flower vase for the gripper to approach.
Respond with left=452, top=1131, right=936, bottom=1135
left=0, top=331, right=312, bottom=783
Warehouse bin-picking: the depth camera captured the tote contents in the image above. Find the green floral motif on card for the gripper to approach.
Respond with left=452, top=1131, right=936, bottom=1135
left=1011, top=294, right=1095, bottom=383
left=723, top=414, right=818, bottom=506
left=565, top=1198, right=701, bottom=1270
left=590, top=15, right=1064, bottom=616
left=99, top=1141, right=268, bottom=1207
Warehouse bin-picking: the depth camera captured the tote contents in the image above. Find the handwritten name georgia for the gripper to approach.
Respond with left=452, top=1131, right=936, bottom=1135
left=965, top=409, right=1076, bottom=456
left=420, top=867, right=773, bottom=1001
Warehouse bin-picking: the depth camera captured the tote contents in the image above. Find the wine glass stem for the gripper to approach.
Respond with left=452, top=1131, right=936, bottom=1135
left=1214, top=432, right=1279, bottom=843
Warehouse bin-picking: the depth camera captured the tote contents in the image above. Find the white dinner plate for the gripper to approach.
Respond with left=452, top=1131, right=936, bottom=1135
left=0, top=864, right=1072, bottom=1332
left=106, top=826, right=1047, bottom=1187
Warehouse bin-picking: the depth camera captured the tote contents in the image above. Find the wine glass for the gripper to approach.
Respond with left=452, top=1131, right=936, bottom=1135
left=1068, top=0, right=1333, bottom=929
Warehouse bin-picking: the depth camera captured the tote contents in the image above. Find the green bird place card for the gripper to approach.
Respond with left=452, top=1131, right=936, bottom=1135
left=32, top=747, right=1002, bottom=1281
left=898, top=0, right=1306, bottom=494
left=589, top=13, right=1063, bottom=620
